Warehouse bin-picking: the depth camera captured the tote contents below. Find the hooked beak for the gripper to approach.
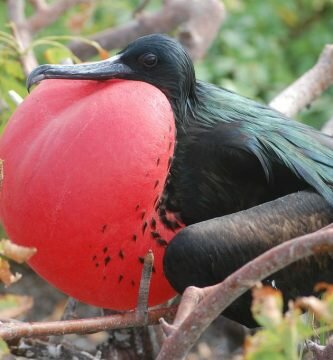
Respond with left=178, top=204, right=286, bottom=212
left=26, top=55, right=133, bottom=92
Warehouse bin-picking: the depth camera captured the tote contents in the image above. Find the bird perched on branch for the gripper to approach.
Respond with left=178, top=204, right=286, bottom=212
left=27, top=34, right=333, bottom=327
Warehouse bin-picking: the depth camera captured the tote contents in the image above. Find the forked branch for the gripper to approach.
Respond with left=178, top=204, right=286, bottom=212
left=269, top=44, right=333, bottom=118
left=157, top=226, right=333, bottom=360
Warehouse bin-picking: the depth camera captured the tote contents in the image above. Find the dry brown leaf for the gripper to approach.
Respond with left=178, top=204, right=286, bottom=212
left=0, top=294, right=33, bottom=319
left=98, top=48, right=110, bottom=60
left=295, top=296, right=333, bottom=322
left=66, top=3, right=95, bottom=33
left=314, top=282, right=333, bottom=296
left=251, top=286, right=283, bottom=327
left=0, top=239, right=36, bottom=263
left=0, top=258, right=21, bottom=287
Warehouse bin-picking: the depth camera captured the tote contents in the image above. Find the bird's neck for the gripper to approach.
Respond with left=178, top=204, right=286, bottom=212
left=170, top=82, right=198, bottom=132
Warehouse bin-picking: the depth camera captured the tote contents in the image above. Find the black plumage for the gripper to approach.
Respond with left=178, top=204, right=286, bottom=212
left=164, top=190, right=333, bottom=327
left=27, top=34, right=333, bottom=327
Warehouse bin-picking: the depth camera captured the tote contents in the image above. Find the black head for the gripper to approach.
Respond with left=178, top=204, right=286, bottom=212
left=27, top=34, right=197, bottom=121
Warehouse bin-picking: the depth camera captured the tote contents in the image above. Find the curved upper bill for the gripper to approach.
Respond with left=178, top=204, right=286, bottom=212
left=26, top=55, right=133, bottom=92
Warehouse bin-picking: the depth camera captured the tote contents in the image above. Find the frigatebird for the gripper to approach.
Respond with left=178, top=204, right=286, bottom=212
left=27, top=34, right=333, bottom=327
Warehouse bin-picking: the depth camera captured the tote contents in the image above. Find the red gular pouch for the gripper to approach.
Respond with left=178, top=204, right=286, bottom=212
left=0, top=79, right=183, bottom=310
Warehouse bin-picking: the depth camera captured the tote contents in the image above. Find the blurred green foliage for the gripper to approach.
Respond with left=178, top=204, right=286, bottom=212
left=0, top=0, right=332, bottom=129
left=196, top=0, right=333, bottom=128
left=0, top=1, right=332, bottom=354
left=244, top=285, right=333, bottom=360
left=0, top=30, right=26, bottom=133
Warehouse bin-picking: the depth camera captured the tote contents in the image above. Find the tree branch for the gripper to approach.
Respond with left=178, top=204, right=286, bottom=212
left=0, top=306, right=177, bottom=341
left=28, top=0, right=47, bottom=12
left=69, top=0, right=225, bottom=61
left=157, top=226, right=333, bottom=360
left=26, top=0, right=92, bottom=33
left=0, top=250, right=176, bottom=341
left=177, top=0, right=225, bottom=60
left=306, top=339, right=333, bottom=360
left=269, top=44, right=333, bottom=117
left=7, top=0, right=37, bottom=76
left=7, top=0, right=25, bottom=24
left=7, top=0, right=94, bottom=76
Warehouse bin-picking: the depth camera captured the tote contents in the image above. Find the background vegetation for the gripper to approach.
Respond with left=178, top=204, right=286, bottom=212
left=0, top=0, right=332, bottom=358
left=1, top=0, right=333, bottom=128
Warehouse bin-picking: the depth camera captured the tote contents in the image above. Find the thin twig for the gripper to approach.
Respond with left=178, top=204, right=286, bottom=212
left=7, top=0, right=37, bottom=75
left=269, top=44, right=333, bottom=117
left=136, top=250, right=154, bottom=325
left=8, top=90, right=23, bottom=105
left=306, top=339, right=333, bottom=360
left=0, top=306, right=177, bottom=341
left=157, top=226, right=333, bottom=360
left=0, top=249, right=175, bottom=341
left=7, top=0, right=92, bottom=76
left=7, top=0, right=25, bottom=24
left=27, top=0, right=92, bottom=33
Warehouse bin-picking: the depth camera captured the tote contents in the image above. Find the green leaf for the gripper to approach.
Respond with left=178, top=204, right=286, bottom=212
left=3, top=60, right=25, bottom=80
left=44, top=46, right=73, bottom=64
left=0, top=338, right=9, bottom=356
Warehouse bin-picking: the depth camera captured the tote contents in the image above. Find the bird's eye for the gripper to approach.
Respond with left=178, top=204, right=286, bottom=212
left=139, top=53, right=158, bottom=68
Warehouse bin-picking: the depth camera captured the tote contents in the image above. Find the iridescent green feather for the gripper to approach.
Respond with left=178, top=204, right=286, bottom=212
left=195, top=82, right=333, bottom=206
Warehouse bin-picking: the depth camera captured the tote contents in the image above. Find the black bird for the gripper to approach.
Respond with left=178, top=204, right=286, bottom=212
left=165, top=190, right=333, bottom=327
left=27, top=34, right=333, bottom=327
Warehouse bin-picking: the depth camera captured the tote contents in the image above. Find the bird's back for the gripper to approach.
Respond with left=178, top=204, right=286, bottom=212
left=163, top=81, right=333, bottom=225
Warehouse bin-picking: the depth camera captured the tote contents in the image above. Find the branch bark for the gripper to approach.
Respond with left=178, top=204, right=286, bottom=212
left=28, top=0, right=47, bottom=12
left=175, top=0, right=225, bottom=60
left=306, top=339, right=333, bottom=360
left=26, top=0, right=92, bottom=33
left=0, top=306, right=177, bottom=341
left=69, top=0, right=225, bottom=61
left=269, top=44, right=333, bottom=118
left=157, top=226, right=333, bottom=360
left=6, top=0, right=92, bottom=76
left=7, top=0, right=38, bottom=75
